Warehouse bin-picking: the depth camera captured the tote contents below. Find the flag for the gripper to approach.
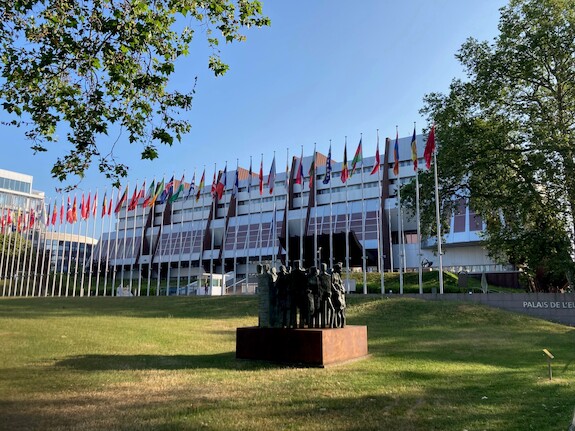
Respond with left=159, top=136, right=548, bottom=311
left=285, top=157, right=290, bottom=188
left=370, top=139, right=380, bottom=175
left=216, top=165, right=227, bottom=200
left=80, top=194, right=88, bottom=219
left=158, top=176, right=174, bottom=204
left=51, top=201, right=57, bottom=225
left=393, top=131, right=400, bottom=176
left=232, top=169, right=239, bottom=197
left=114, top=186, right=128, bottom=213
left=108, top=195, right=113, bottom=215
left=323, top=145, right=332, bottom=184
left=29, top=208, right=35, bottom=227
left=350, top=138, right=362, bottom=177
left=72, top=195, right=78, bottom=222
left=247, top=160, right=253, bottom=193
left=308, top=153, right=315, bottom=190
left=268, top=156, right=276, bottom=194
left=66, top=196, right=73, bottom=223
left=127, top=184, right=139, bottom=210
left=17, top=209, right=22, bottom=232
left=169, top=175, right=185, bottom=203
left=196, top=170, right=205, bottom=202
left=341, top=144, right=349, bottom=183
left=7, top=209, right=12, bottom=225
left=85, top=193, right=91, bottom=219
left=92, top=193, right=98, bottom=217
left=295, top=149, right=304, bottom=185
left=60, top=201, right=64, bottom=224
left=149, top=179, right=164, bottom=206
left=142, top=180, right=155, bottom=207
left=424, top=124, right=436, bottom=169
left=259, top=158, right=264, bottom=196
left=211, top=170, right=217, bottom=200
left=101, top=193, right=108, bottom=217
left=411, top=127, right=418, bottom=171
left=186, top=173, right=196, bottom=199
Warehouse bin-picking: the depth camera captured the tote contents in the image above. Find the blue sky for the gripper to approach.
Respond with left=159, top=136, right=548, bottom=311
left=3, top=0, right=507, bottom=195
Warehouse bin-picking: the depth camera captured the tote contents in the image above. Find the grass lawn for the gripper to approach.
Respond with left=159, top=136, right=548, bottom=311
left=0, top=295, right=573, bottom=430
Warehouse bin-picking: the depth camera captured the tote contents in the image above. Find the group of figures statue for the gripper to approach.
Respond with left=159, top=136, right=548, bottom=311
left=256, top=261, right=346, bottom=329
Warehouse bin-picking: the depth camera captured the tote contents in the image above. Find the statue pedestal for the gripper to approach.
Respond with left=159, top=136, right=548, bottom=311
left=235, top=326, right=369, bottom=367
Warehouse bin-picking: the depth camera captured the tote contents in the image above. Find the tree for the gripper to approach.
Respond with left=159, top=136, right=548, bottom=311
left=407, top=0, right=575, bottom=291
left=0, top=0, right=269, bottom=188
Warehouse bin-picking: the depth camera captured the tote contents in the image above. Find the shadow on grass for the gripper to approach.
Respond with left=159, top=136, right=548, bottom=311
left=54, top=352, right=283, bottom=371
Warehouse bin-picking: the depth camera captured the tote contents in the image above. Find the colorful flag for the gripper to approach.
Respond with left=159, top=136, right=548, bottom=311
left=370, top=138, right=380, bottom=175
left=268, top=156, right=276, bottom=194
left=350, top=138, right=362, bottom=177
left=142, top=180, right=155, bottom=207
left=423, top=124, right=436, bottom=169
left=308, top=153, right=315, bottom=190
left=107, top=195, right=113, bottom=215
left=341, top=144, right=349, bottom=183
left=196, top=170, right=205, bottom=202
left=259, top=158, right=264, bottom=196
left=114, top=186, right=128, bottom=213
left=127, top=184, right=139, bottom=210
left=101, top=193, right=108, bottom=217
left=29, top=208, right=35, bottom=227
left=211, top=170, right=217, bottom=200
left=72, top=195, right=78, bottom=222
left=393, top=131, right=400, bottom=176
left=295, top=149, right=304, bottom=185
left=51, top=201, right=57, bottom=225
left=66, top=197, right=74, bottom=223
left=60, top=201, right=64, bottom=224
left=85, top=193, right=91, bottom=219
left=92, top=193, right=98, bottom=217
left=323, top=145, right=332, bottom=184
left=411, top=127, right=418, bottom=171
left=285, top=157, right=290, bottom=188
left=186, top=174, right=196, bottom=199
left=232, top=169, right=239, bottom=197
left=247, top=159, right=253, bottom=193
left=80, top=194, right=88, bottom=220
left=169, top=175, right=185, bottom=203
left=158, top=176, right=174, bottom=204
left=149, top=179, right=164, bottom=206
left=216, top=165, right=227, bottom=200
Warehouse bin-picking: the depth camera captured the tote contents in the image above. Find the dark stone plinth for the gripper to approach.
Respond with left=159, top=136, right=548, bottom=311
left=236, top=326, right=368, bottom=367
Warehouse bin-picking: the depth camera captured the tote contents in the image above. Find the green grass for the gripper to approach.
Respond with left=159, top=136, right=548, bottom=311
left=0, top=296, right=574, bottom=430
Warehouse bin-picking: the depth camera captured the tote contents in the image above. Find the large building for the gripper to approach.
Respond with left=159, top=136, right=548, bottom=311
left=95, top=135, right=511, bottom=293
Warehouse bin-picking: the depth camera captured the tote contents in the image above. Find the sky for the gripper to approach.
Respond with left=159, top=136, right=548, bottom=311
left=2, top=0, right=508, bottom=197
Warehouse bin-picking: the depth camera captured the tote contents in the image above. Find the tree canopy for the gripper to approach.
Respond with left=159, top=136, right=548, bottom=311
left=0, top=0, right=269, bottom=188
left=406, top=0, right=575, bottom=291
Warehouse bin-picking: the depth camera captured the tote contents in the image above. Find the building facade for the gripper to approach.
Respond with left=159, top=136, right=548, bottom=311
left=94, top=135, right=510, bottom=293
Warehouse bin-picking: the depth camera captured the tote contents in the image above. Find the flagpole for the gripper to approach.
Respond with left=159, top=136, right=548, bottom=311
left=220, top=162, right=228, bottom=295
left=79, top=192, right=91, bottom=295
left=72, top=194, right=85, bottom=295
left=433, top=149, right=445, bottom=294
left=270, top=153, right=276, bottom=269
left=285, top=148, right=290, bottom=268
left=233, top=160, right=239, bottom=293
left=313, top=144, right=318, bottom=268
left=22, top=206, right=33, bottom=296
left=210, top=164, right=216, bottom=292
left=198, top=168, right=206, bottom=292
left=376, top=130, right=385, bottom=294
left=359, top=134, right=367, bottom=294
left=129, top=184, right=140, bottom=293
left=299, top=146, right=304, bottom=265
left=328, top=141, right=334, bottom=269
left=38, top=201, right=50, bottom=296
left=50, top=200, right=61, bottom=296
left=395, top=127, right=404, bottom=294
left=104, top=189, right=115, bottom=296
left=413, top=123, right=423, bottom=294
left=259, top=154, right=263, bottom=265
left=344, top=136, right=350, bottom=294
left=95, top=190, right=107, bottom=295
